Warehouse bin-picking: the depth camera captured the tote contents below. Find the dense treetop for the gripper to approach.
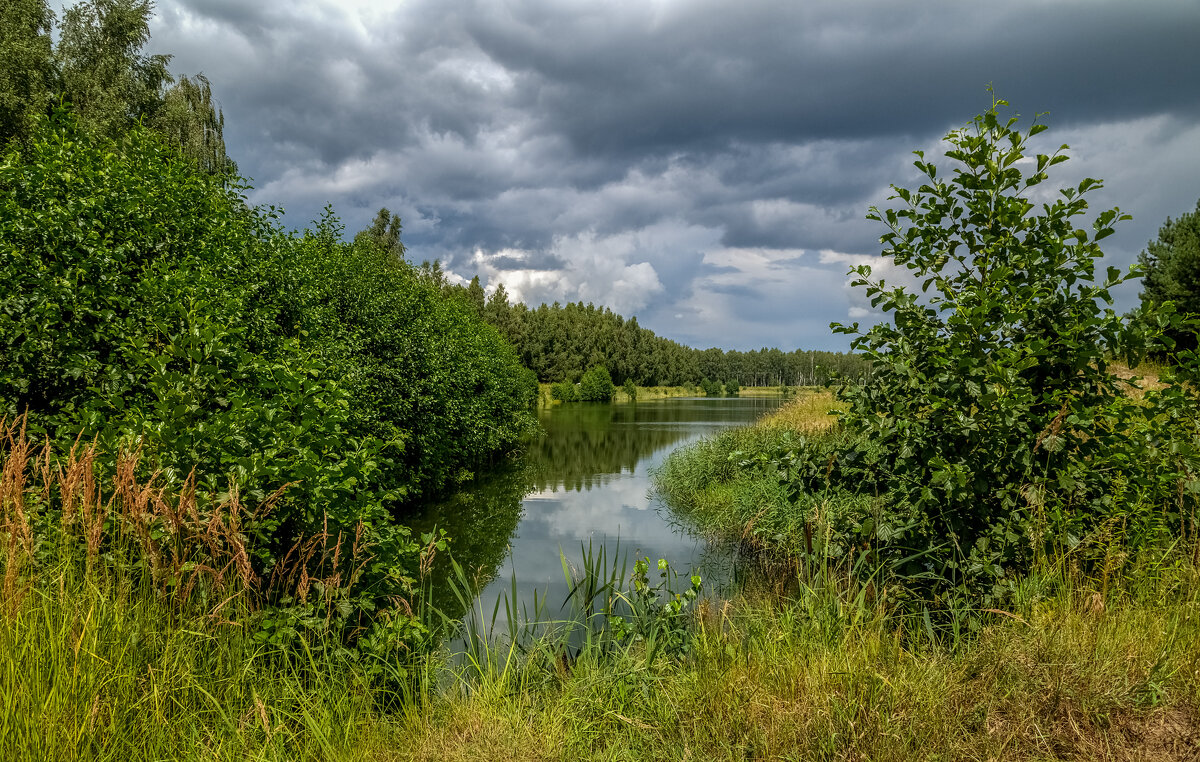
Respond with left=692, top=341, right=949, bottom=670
left=1138, top=198, right=1200, bottom=353
left=1, top=0, right=235, bottom=174
left=452, top=279, right=868, bottom=388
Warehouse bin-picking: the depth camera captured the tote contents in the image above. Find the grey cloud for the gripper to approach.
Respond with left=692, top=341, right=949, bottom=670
left=92, top=0, right=1200, bottom=350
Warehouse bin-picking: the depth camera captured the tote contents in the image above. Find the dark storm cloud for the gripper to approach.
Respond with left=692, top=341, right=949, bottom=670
left=103, top=0, right=1200, bottom=349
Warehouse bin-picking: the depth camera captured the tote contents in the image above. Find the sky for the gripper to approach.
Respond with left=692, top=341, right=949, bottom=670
left=81, top=0, right=1200, bottom=350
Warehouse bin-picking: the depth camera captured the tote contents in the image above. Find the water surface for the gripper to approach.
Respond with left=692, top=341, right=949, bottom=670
left=411, top=395, right=783, bottom=622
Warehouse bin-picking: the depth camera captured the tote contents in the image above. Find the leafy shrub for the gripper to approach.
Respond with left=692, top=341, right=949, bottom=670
left=578, top=365, right=614, bottom=402
left=261, top=210, right=538, bottom=501
left=0, top=110, right=539, bottom=652
left=724, top=379, right=740, bottom=396
left=831, top=96, right=1181, bottom=605
left=700, top=378, right=723, bottom=396
left=551, top=380, right=580, bottom=402
left=607, top=558, right=703, bottom=661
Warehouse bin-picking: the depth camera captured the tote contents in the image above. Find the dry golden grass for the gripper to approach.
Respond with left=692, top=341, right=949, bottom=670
left=759, top=390, right=839, bottom=433
left=0, top=414, right=365, bottom=618
left=1111, top=360, right=1170, bottom=399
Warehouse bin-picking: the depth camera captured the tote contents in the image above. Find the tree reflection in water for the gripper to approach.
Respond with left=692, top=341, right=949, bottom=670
left=408, top=396, right=783, bottom=624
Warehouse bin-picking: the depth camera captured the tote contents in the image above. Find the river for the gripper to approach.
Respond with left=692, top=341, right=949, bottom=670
left=410, top=394, right=783, bottom=628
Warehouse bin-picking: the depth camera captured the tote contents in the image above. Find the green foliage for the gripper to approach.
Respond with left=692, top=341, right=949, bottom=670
left=1138, top=198, right=1200, bottom=353
left=0, top=109, right=399, bottom=586
left=150, top=73, right=236, bottom=176
left=0, top=0, right=236, bottom=174
left=265, top=208, right=538, bottom=501
left=830, top=96, right=1178, bottom=605
left=550, top=380, right=579, bottom=402
left=0, top=0, right=54, bottom=143
left=606, top=558, right=703, bottom=661
left=0, top=111, right=539, bottom=652
left=354, top=206, right=405, bottom=259
left=622, top=378, right=638, bottom=401
left=578, top=365, right=614, bottom=402
left=655, top=422, right=879, bottom=564
left=700, top=378, right=723, bottom=396
left=56, top=0, right=171, bottom=139
left=724, top=379, right=740, bottom=396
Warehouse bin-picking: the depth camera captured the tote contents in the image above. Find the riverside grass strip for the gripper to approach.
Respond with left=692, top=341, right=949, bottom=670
left=4, top=552, right=1199, bottom=760
left=386, top=561, right=1200, bottom=762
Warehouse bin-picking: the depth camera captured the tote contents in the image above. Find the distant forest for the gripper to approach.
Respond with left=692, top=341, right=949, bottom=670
left=442, top=274, right=869, bottom=387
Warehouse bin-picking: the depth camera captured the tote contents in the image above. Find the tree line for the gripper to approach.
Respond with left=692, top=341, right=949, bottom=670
left=1, top=0, right=235, bottom=174
left=452, top=279, right=871, bottom=388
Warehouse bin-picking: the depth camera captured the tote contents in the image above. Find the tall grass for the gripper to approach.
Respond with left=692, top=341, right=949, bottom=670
left=8, top=400, right=1200, bottom=760
left=652, top=391, right=869, bottom=561
left=0, top=568, right=384, bottom=760
left=391, top=550, right=1200, bottom=761
left=0, top=415, right=408, bottom=760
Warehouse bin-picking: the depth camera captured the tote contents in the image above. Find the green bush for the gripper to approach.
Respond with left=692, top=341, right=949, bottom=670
left=831, top=96, right=1189, bottom=606
left=262, top=209, right=538, bottom=501
left=724, top=379, right=740, bottom=396
left=578, top=365, right=614, bottom=402
left=551, top=380, right=580, bottom=402
left=0, top=110, right=539, bottom=652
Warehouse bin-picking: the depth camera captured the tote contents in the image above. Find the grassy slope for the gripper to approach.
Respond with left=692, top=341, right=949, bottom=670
left=652, top=391, right=845, bottom=551
left=5, top=557, right=1199, bottom=761
left=386, top=564, right=1200, bottom=761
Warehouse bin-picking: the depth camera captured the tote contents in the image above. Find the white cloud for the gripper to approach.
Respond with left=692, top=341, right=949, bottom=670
left=465, top=229, right=667, bottom=315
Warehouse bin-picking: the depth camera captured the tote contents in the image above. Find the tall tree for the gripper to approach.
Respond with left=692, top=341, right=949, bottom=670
left=358, top=207, right=406, bottom=259
left=56, top=0, right=171, bottom=138
left=151, top=73, right=236, bottom=175
left=465, top=275, right=486, bottom=315
left=0, top=0, right=55, bottom=142
left=1138, top=199, right=1200, bottom=353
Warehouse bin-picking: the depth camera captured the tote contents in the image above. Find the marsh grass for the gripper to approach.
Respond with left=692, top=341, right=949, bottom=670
left=389, top=550, right=1200, bottom=761
left=0, top=414, right=408, bottom=760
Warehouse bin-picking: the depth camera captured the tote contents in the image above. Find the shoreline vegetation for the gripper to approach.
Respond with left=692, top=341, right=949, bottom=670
left=4, top=7, right=1200, bottom=757
left=537, top=382, right=810, bottom=408
left=5, top=399, right=1200, bottom=760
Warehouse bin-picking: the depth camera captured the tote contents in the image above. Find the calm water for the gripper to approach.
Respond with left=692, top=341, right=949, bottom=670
left=410, top=395, right=783, bottom=623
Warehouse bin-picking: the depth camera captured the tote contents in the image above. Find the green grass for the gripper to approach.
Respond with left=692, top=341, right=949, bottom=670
left=651, top=391, right=870, bottom=557
left=7, top=389, right=1200, bottom=760
left=391, top=557, right=1200, bottom=761
left=6, top=529, right=1200, bottom=760
left=0, top=564, right=385, bottom=761
left=9, top=552, right=1200, bottom=758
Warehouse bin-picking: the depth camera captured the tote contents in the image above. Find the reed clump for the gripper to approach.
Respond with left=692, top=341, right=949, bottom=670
left=0, top=413, right=403, bottom=760
left=0, top=414, right=372, bottom=623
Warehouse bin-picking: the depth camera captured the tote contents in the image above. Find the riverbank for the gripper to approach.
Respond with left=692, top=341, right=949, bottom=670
left=7, top=388, right=1200, bottom=760
left=9, top=552, right=1197, bottom=760
left=537, top=383, right=813, bottom=407
left=538, top=382, right=701, bottom=407
left=652, top=391, right=846, bottom=553
left=391, top=560, right=1200, bottom=761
